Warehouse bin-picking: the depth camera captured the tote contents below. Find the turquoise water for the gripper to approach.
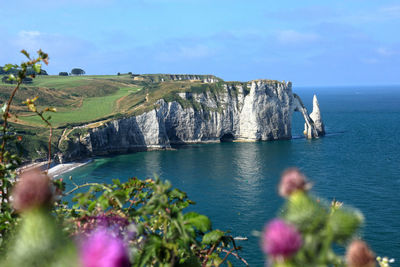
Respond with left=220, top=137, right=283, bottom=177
left=63, top=86, right=400, bottom=265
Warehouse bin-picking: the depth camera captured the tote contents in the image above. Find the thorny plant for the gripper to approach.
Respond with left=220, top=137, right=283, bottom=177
left=0, top=49, right=54, bottom=244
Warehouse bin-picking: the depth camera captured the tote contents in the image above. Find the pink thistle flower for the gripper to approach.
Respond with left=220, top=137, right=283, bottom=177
left=262, top=219, right=302, bottom=260
left=12, top=168, right=53, bottom=212
left=346, top=240, right=376, bottom=267
left=80, top=228, right=130, bottom=267
left=278, top=168, right=310, bottom=197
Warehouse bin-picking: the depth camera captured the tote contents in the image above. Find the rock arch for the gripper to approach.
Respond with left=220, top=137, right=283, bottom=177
left=292, top=94, right=325, bottom=139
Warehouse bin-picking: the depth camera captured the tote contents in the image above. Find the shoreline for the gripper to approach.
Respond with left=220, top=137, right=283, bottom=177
left=17, top=141, right=252, bottom=177
left=17, top=159, right=92, bottom=178
left=47, top=159, right=92, bottom=178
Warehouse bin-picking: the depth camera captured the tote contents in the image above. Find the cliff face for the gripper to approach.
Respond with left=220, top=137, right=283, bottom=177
left=58, top=80, right=324, bottom=162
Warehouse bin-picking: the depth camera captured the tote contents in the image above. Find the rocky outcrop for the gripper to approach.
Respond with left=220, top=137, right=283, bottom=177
left=58, top=80, right=324, bottom=162
left=292, top=94, right=325, bottom=139
left=310, top=95, right=325, bottom=136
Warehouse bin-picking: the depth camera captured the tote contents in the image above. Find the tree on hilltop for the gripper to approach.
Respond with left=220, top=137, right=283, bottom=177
left=71, top=68, right=85, bottom=76
left=1, top=66, right=47, bottom=76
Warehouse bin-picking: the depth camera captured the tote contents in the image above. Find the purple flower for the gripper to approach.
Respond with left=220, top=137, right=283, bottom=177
left=262, top=219, right=302, bottom=259
left=80, top=228, right=131, bottom=267
left=278, top=168, right=310, bottom=197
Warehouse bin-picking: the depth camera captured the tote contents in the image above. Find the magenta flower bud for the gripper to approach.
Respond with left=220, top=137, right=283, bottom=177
left=346, top=240, right=376, bottom=267
left=278, top=168, right=310, bottom=197
left=80, top=229, right=130, bottom=267
left=12, top=169, right=53, bottom=212
left=262, top=219, right=302, bottom=260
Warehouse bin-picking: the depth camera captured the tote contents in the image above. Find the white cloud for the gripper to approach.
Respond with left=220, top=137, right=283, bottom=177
left=377, top=47, right=400, bottom=56
left=276, top=30, right=319, bottom=45
left=379, top=5, right=400, bottom=19
left=18, top=31, right=41, bottom=38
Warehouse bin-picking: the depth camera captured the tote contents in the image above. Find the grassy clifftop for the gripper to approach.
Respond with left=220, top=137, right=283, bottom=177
left=0, top=74, right=141, bottom=128
left=0, top=74, right=242, bottom=129
left=0, top=73, right=283, bottom=161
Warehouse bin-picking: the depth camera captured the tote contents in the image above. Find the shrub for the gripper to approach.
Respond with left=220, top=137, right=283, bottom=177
left=71, top=68, right=85, bottom=76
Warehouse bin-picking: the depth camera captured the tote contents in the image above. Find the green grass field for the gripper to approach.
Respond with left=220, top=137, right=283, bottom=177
left=0, top=74, right=143, bottom=127
left=30, top=74, right=133, bottom=89
left=20, top=86, right=140, bottom=126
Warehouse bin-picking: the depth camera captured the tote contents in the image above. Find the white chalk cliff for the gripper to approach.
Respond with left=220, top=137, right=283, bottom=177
left=58, top=80, right=325, bottom=162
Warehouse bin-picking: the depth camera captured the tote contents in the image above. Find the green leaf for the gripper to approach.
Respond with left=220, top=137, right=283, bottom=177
left=328, top=208, right=363, bottom=243
left=3, top=64, right=15, bottom=72
left=33, top=63, right=41, bottom=73
left=20, top=49, right=30, bottom=59
left=184, top=212, right=211, bottom=232
left=87, top=201, right=96, bottom=212
left=169, top=188, right=186, bottom=200
left=202, top=230, right=224, bottom=245
left=8, top=74, right=16, bottom=81
left=1, top=104, right=7, bottom=113
left=283, top=191, right=328, bottom=232
left=138, top=235, right=162, bottom=267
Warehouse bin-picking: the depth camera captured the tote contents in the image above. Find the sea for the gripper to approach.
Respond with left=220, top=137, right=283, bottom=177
left=62, top=86, right=400, bottom=266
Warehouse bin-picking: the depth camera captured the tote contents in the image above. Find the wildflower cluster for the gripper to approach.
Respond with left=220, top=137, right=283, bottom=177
left=261, top=168, right=392, bottom=267
left=0, top=169, right=246, bottom=267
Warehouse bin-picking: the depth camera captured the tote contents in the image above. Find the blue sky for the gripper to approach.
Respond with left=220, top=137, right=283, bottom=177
left=1, top=0, right=400, bottom=86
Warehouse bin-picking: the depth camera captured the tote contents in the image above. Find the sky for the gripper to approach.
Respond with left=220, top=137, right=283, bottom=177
left=1, top=0, right=400, bottom=86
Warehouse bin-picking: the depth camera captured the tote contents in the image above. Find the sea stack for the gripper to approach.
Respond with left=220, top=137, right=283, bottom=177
left=309, top=94, right=325, bottom=136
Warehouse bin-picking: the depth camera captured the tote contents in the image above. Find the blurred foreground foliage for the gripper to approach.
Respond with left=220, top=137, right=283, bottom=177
left=2, top=174, right=245, bottom=267
left=261, top=168, right=394, bottom=267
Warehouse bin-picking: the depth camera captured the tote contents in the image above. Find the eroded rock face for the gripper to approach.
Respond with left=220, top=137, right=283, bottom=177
left=310, top=95, right=325, bottom=136
left=59, top=80, right=324, bottom=162
left=238, top=80, right=292, bottom=140
left=292, top=94, right=325, bottom=139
